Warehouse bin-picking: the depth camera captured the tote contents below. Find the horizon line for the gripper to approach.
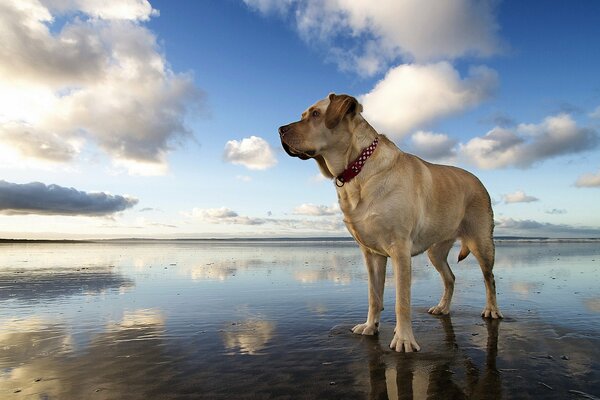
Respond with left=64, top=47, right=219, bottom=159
left=2, top=236, right=600, bottom=244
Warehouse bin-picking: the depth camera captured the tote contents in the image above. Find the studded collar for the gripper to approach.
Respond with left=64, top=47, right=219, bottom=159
left=335, top=137, right=379, bottom=187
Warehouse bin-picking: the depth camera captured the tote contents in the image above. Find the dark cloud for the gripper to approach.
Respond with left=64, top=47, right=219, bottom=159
left=0, top=180, right=138, bottom=216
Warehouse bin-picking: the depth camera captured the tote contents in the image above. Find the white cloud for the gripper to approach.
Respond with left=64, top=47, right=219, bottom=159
left=223, top=136, right=278, bottom=170
left=245, top=2, right=502, bottom=132
left=589, top=106, right=600, bottom=119
left=409, top=130, right=457, bottom=161
left=359, top=63, right=498, bottom=139
left=293, top=203, right=340, bottom=216
left=460, top=114, right=598, bottom=169
left=191, top=207, right=266, bottom=225
left=192, top=207, right=240, bottom=219
left=503, top=191, right=539, bottom=204
left=575, top=170, right=600, bottom=188
left=47, top=0, right=159, bottom=21
left=245, top=0, right=502, bottom=75
left=0, top=0, right=201, bottom=175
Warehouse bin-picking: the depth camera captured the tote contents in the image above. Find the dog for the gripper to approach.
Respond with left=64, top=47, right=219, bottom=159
left=279, top=93, right=503, bottom=352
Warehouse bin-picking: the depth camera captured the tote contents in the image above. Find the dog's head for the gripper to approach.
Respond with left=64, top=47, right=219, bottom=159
left=278, top=93, right=363, bottom=162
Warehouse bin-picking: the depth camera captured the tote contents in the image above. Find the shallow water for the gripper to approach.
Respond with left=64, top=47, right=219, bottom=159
left=1, top=240, right=599, bottom=399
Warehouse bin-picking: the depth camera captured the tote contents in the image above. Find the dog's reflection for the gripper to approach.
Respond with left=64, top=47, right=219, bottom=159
left=365, top=316, right=501, bottom=400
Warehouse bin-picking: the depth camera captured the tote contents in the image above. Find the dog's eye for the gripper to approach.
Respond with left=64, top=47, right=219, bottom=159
left=312, top=110, right=320, bottom=118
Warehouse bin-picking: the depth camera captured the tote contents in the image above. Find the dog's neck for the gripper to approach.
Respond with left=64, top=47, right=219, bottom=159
left=320, top=117, right=379, bottom=179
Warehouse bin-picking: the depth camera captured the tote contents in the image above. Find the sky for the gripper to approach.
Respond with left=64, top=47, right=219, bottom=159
left=0, top=0, right=599, bottom=239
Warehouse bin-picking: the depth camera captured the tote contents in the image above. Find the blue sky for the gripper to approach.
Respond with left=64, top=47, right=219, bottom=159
left=0, top=0, right=599, bottom=239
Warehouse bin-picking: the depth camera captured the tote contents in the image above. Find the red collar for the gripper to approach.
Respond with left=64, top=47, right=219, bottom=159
left=335, top=137, right=379, bottom=187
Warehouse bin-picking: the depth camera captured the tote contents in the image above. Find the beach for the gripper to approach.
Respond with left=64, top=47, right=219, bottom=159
left=0, top=239, right=599, bottom=399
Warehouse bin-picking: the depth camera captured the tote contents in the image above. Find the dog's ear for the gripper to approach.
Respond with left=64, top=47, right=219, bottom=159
left=314, top=155, right=334, bottom=179
left=325, top=94, right=361, bottom=129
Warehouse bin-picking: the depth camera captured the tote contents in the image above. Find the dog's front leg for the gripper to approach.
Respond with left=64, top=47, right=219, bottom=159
left=389, top=244, right=420, bottom=352
left=352, top=248, right=387, bottom=335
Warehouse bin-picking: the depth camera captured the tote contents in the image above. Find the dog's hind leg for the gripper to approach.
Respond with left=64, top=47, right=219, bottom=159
left=427, top=239, right=456, bottom=315
left=466, top=234, right=503, bottom=319
left=352, top=247, right=387, bottom=335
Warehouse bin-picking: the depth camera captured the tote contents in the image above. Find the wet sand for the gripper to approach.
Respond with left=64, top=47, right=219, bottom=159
left=0, top=240, right=599, bottom=399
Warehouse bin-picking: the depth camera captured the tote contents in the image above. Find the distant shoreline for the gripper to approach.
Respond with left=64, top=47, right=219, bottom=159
left=1, top=236, right=599, bottom=244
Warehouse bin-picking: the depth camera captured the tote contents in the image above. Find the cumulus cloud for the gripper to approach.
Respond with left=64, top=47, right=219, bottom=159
left=293, top=203, right=340, bottom=216
left=495, top=218, right=600, bottom=238
left=223, top=136, right=278, bottom=170
left=575, top=170, right=600, bottom=188
left=244, top=2, right=501, bottom=134
left=503, top=190, right=539, bottom=204
left=409, top=130, right=457, bottom=161
left=460, top=114, right=598, bottom=169
left=244, top=0, right=502, bottom=75
left=0, top=180, right=138, bottom=216
left=359, top=63, right=498, bottom=138
left=0, top=0, right=201, bottom=174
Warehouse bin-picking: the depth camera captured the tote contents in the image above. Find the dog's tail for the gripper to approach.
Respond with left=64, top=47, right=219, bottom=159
left=457, top=242, right=470, bottom=263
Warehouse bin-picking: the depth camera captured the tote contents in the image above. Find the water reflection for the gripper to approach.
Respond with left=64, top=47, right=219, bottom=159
left=584, top=298, right=600, bottom=313
left=510, top=281, right=543, bottom=298
left=362, top=317, right=501, bottom=400
left=0, top=266, right=134, bottom=303
left=0, top=241, right=598, bottom=398
left=221, top=320, right=276, bottom=355
left=0, top=309, right=168, bottom=399
left=494, top=241, right=600, bottom=270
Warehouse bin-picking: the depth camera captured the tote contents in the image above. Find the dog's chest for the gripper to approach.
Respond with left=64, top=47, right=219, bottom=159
left=343, top=214, right=389, bottom=255
left=337, top=185, right=394, bottom=254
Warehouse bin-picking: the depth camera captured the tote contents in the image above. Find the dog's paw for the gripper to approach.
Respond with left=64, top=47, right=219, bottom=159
left=481, top=306, right=504, bottom=319
left=427, top=304, right=450, bottom=315
left=351, top=322, right=378, bottom=335
left=390, top=328, right=420, bottom=352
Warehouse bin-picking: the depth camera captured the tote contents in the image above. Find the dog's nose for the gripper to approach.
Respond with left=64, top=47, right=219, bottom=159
left=278, top=125, right=290, bottom=137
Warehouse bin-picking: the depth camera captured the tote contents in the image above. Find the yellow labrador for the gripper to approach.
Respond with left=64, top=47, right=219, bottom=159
left=279, top=93, right=503, bottom=352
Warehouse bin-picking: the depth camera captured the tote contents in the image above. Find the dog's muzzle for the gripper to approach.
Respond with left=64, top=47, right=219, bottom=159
left=279, top=124, right=313, bottom=160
